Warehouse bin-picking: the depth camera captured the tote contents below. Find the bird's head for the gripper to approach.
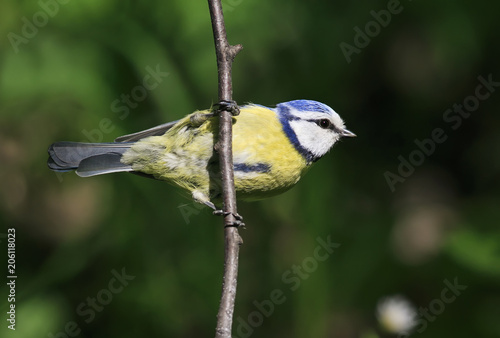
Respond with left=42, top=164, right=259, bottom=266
left=276, top=99, right=355, bottom=163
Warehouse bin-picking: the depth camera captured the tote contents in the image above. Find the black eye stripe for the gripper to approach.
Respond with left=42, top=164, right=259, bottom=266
left=305, top=119, right=336, bottom=130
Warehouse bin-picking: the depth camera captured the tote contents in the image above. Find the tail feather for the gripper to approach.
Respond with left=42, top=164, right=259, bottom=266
left=47, top=142, right=134, bottom=176
left=77, top=153, right=133, bottom=177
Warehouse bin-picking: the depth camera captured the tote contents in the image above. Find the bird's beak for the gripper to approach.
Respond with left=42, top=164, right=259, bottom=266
left=341, top=129, right=356, bottom=138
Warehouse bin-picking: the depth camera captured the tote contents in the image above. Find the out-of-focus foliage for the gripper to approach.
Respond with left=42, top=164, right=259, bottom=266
left=1, top=0, right=499, bottom=337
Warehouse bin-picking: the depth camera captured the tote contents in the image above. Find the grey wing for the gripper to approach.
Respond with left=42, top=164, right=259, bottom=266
left=114, top=120, right=179, bottom=142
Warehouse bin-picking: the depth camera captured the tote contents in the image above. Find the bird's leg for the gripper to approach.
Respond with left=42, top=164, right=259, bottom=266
left=194, top=191, right=245, bottom=227
left=203, top=200, right=217, bottom=210
left=190, top=112, right=216, bottom=126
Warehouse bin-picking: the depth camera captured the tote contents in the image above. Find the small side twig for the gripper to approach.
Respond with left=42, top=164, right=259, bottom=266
left=206, top=1, right=243, bottom=338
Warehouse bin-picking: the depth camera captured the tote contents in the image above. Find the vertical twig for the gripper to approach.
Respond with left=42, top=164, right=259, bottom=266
left=206, top=1, right=243, bottom=338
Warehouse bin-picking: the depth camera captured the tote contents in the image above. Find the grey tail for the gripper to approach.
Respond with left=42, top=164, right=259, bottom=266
left=47, top=142, right=134, bottom=177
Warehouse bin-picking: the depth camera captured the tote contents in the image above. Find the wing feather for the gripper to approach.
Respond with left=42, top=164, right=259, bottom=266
left=114, top=121, right=179, bottom=142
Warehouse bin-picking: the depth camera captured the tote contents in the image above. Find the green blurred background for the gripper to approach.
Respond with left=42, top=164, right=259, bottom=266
left=1, top=0, right=499, bottom=337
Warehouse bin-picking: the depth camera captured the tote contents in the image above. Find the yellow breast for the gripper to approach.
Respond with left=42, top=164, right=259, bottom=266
left=122, top=105, right=310, bottom=202
left=232, top=105, right=309, bottom=200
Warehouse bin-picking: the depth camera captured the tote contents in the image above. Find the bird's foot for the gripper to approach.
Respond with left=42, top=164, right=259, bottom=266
left=213, top=210, right=245, bottom=228
left=212, top=100, right=240, bottom=116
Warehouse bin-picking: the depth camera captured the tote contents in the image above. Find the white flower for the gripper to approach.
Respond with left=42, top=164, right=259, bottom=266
left=376, top=295, right=417, bottom=334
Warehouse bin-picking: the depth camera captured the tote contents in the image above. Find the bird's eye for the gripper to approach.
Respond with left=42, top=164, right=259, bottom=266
left=318, top=119, right=331, bottom=129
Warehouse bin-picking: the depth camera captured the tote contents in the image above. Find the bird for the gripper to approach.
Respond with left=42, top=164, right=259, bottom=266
left=48, top=99, right=355, bottom=210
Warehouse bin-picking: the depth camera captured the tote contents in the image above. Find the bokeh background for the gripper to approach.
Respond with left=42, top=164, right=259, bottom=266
left=1, top=0, right=499, bottom=337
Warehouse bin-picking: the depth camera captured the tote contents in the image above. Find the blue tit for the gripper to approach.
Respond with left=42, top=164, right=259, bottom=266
left=48, top=99, right=355, bottom=209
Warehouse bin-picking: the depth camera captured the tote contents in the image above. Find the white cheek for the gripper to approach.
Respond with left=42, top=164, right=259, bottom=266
left=290, top=121, right=338, bottom=158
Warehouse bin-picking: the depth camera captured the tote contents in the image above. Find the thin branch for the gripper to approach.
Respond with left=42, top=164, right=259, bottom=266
left=206, top=1, right=243, bottom=338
